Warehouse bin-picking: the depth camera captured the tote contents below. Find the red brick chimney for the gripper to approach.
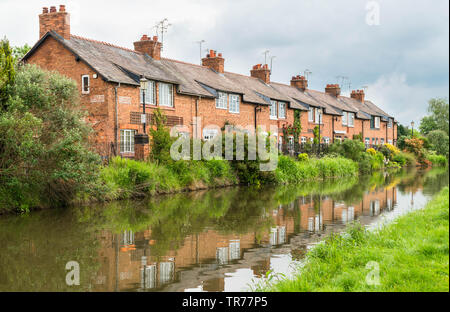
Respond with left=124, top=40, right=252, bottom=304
left=202, top=50, right=225, bottom=73
left=350, top=89, right=365, bottom=103
left=250, top=64, right=270, bottom=84
left=325, top=84, right=341, bottom=97
left=290, top=75, right=308, bottom=91
left=39, top=5, right=70, bottom=40
left=134, top=35, right=162, bottom=60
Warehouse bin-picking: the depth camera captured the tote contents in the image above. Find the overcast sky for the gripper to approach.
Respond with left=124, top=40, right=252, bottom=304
left=1, top=0, right=448, bottom=125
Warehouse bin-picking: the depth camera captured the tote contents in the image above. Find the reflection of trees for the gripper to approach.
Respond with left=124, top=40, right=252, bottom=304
left=0, top=210, right=100, bottom=291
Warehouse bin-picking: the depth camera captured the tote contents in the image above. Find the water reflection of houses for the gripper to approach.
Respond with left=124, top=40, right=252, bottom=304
left=92, top=186, right=397, bottom=292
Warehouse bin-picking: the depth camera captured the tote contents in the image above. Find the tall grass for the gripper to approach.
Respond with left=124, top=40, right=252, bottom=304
left=257, top=187, right=449, bottom=292
left=275, top=155, right=359, bottom=184
left=100, top=157, right=237, bottom=199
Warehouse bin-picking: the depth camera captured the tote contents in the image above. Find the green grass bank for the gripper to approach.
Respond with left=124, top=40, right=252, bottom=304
left=98, top=155, right=359, bottom=200
left=258, top=187, right=449, bottom=292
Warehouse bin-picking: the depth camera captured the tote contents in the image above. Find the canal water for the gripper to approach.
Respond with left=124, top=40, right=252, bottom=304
left=0, top=167, right=448, bottom=292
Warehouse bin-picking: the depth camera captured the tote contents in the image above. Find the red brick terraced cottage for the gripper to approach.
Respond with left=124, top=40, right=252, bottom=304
left=23, top=5, right=397, bottom=159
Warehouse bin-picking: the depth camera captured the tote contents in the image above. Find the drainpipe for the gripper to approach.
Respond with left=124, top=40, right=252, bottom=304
left=254, top=105, right=262, bottom=133
left=332, top=116, right=335, bottom=143
left=385, top=121, right=388, bottom=143
left=195, top=96, right=200, bottom=139
left=362, top=120, right=365, bottom=144
left=114, top=83, right=121, bottom=156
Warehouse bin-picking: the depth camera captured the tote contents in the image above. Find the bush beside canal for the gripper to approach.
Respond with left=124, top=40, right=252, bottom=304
left=257, top=187, right=449, bottom=292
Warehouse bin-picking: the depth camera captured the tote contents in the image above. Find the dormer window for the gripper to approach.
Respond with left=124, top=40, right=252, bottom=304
left=82, top=75, right=90, bottom=94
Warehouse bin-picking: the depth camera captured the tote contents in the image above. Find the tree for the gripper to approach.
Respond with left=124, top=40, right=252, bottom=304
left=420, top=98, right=449, bottom=135
left=0, top=38, right=15, bottom=108
left=427, top=130, right=449, bottom=158
left=12, top=43, right=31, bottom=64
left=0, top=64, right=101, bottom=212
left=419, top=115, right=437, bottom=135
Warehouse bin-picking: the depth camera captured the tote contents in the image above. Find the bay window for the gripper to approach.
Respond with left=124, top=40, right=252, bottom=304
left=158, top=82, right=173, bottom=107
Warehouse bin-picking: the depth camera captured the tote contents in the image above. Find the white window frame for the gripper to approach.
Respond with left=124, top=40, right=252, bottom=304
left=324, top=137, right=330, bottom=145
left=229, top=94, right=240, bottom=113
left=388, top=118, right=393, bottom=128
left=270, top=100, right=277, bottom=119
left=278, top=101, right=286, bottom=119
left=315, top=108, right=322, bottom=124
left=140, top=80, right=156, bottom=105
left=216, top=91, right=228, bottom=109
left=348, top=112, right=354, bottom=127
left=381, top=138, right=385, bottom=145
left=82, top=75, right=90, bottom=94
left=301, top=136, right=307, bottom=144
left=308, top=107, right=314, bottom=122
left=158, top=82, right=173, bottom=107
left=342, top=112, right=347, bottom=126
left=374, top=116, right=380, bottom=129
left=120, top=129, right=136, bottom=153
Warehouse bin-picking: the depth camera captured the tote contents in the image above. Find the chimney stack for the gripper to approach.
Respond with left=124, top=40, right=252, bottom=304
left=290, top=75, right=308, bottom=91
left=351, top=90, right=365, bottom=103
left=250, top=63, right=270, bottom=84
left=325, top=84, right=341, bottom=97
left=39, top=5, right=70, bottom=40
left=134, top=35, right=162, bottom=60
left=202, top=50, right=225, bottom=73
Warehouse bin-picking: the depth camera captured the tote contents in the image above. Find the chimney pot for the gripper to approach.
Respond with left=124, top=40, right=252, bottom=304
left=291, top=74, right=308, bottom=90
left=202, top=48, right=225, bottom=73
left=250, top=63, right=271, bottom=84
left=134, top=35, right=162, bottom=60
left=39, top=5, right=70, bottom=39
left=152, top=35, right=158, bottom=41
left=325, top=84, right=341, bottom=97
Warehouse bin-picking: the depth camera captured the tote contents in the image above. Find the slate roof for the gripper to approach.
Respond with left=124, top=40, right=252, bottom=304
left=23, top=31, right=394, bottom=121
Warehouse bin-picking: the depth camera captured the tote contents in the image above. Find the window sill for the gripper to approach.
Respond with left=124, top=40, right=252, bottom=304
left=229, top=111, right=240, bottom=114
left=270, top=117, right=278, bottom=120
left=216, top=106, right=228, bottom=110
left=144, top=104, right=175, bottom=111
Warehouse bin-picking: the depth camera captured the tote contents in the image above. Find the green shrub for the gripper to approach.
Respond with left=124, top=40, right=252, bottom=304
left=298, top=153, right=309, bottom=162
left=427, top=154, right=448, bottom=167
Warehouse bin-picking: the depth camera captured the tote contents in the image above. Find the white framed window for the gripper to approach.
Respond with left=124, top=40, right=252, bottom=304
left=140, top=80, right=156, bottom=105
left=348, top=113, right=355, bottom=127
left=229, top=94, right=240, bottom=113
left=365, top=137, right=370, bottom=146
left=120, top=129, right=136, bottom=153
left=315, top=108, right=322, bottom=124
left=342, top=112, right=347, bottom=125
left=324, top=137, right=330, bottom=144
left=308, top=107, right=314, bottom=122
left=203, top=128, right=218, bottom=141
left=158, top=82, right=173, bottom=107
left=381, top=138, right=385, bottom=144
left=278, top=101, right=286, bottom=119
left=310, top=137, right=314, bottom=143
left=159, top=262, right=174, bottom=284
left=388, top=139, right=393, bottom=144
left=216, top=91, right=227, bottom=109
left=388, top=118, right=393, bottom=128
left=374, top=116, right=380, bottom=129
left=82, top=75, right=90, bottom=94
left=301, top=137, right=307, bottom=143
left=270, top=100, right=277, bottom=119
